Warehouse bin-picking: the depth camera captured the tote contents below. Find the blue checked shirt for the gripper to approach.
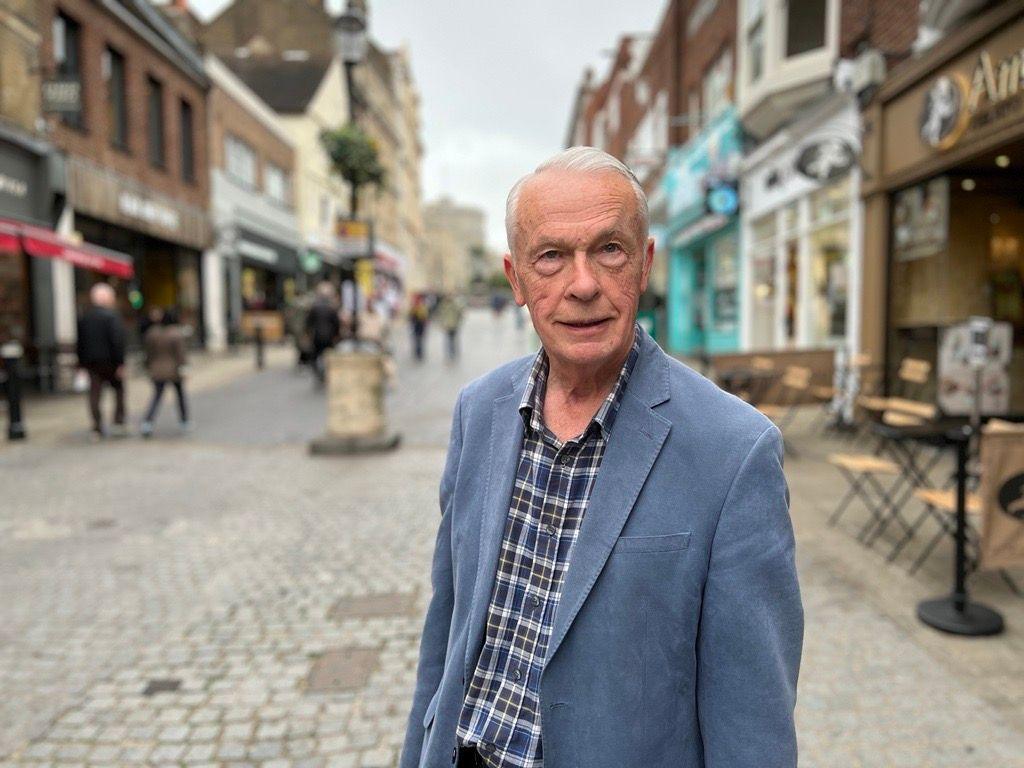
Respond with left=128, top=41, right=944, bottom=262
left=455, top=327, right=641, bottom=767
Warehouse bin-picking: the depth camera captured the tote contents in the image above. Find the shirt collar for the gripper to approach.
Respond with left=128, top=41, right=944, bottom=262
left=519, top=324, right=641, bottom=440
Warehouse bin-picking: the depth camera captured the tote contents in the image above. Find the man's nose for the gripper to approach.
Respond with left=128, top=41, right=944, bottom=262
left=565, top=252, right=600, bottom=301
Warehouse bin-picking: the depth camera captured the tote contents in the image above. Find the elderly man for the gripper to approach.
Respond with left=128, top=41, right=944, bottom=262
left=401, top=147, right=803, bottom=768
left=76, top=282, right=128, bottom=439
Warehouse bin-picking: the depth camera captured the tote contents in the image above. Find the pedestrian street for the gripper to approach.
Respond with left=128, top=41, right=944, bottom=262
left=1, top=309, right=1022, bottom=768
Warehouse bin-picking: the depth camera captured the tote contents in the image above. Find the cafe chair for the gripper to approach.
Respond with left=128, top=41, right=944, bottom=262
left=826, top=451, right=903, bottom=541
left=856, top=357, right=932, bottom=418
left=906, top=420, right=1023, bottom=595
left=758, top=365, right=813, bottom=454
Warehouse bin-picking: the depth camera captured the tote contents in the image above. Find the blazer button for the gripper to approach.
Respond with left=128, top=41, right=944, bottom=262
left=452, top=746, right=458, bottom=763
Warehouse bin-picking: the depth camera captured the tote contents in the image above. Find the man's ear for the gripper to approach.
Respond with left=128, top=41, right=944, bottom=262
left=504, top=254, right=527, bottom=306
left=640, top=236, right=655, bottom=293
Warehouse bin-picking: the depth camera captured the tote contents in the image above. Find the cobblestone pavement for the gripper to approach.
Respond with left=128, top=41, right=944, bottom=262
left=1, top=309, right=1022, bottom=767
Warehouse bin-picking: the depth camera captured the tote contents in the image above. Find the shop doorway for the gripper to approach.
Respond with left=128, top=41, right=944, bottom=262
left=888, top=140, right=1024, bottom=410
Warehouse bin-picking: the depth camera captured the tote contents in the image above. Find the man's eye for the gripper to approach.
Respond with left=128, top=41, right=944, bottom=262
left=602, top=243, right=623, bottom=253
left=539, top=250, right=560, bottom=260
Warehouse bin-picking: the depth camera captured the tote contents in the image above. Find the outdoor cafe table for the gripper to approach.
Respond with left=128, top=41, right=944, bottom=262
left=869, top=417, right=1005, bottom=636
left=716, top=367, right=778, bottom=406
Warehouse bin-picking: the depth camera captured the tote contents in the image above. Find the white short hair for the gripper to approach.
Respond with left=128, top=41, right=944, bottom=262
left=505, top=146, right=649, bottom=254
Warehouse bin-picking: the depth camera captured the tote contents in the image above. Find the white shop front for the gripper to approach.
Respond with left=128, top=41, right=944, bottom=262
left=739, top=95, right=863, bottom=353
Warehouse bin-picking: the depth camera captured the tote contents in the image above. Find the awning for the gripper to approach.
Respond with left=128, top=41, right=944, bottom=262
left=0, top=217, right=134, bottom=279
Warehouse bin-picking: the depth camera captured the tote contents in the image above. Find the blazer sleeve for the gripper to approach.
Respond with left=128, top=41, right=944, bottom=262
left=697, top=424, right=803, bottom=767
left=400, top=389, right=464, bottom=768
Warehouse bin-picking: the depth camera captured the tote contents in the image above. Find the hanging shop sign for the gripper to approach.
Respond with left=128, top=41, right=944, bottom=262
left=919, top=38, right=1024, bottom=151
left=706, top=183, right=738, bottom=217
left=795, top=137, right=857, bottom=182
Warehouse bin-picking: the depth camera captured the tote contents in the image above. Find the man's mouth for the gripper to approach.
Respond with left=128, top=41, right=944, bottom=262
left=560, top=318, right=611, bottom=329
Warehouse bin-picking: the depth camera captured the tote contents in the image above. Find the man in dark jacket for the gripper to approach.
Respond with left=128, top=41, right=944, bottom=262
left=305, top=281, right=340, bottom=385
left=76, top=283, right=127, bottom=438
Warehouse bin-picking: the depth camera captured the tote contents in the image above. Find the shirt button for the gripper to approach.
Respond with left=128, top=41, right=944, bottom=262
left=512, top=667, right=522, bottom=681
left=530, top=594, right=541, bottom=608
left=544, top=523, right=556, bottom=536
left=560, top=454, right=571, bottom=465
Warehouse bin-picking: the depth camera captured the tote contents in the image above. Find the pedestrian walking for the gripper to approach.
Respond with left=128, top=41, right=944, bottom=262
left=435, top=294, right=464, bottom=361
left=401, top=148, right=802, bottom=768
left=76, top=283, right=127, bottom=440
left=305, top=281, right=340, bottom=386
left=409, top=295, right=429, bottom=362
left=139, top=308, right=189, bottom=437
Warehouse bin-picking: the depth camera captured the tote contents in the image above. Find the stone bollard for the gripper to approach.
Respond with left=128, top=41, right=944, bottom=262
left=309, top=348, right=400, bottom=454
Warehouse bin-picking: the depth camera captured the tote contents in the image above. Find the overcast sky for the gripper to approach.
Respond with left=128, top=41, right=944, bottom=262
left=188, top=0, right=666, bottom=253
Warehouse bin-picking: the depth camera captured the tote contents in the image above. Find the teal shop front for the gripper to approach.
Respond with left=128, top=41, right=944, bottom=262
left=663, top=108, right=742, bottom=357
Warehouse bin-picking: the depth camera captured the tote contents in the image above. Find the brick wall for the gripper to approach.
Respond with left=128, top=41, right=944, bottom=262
left=0, top=0, right=42, bottom=133
left=680, top=0, right=737, bottom=143
left=208, top=84, right=295, bottom=198
left=840, top=0, right=920, bottom=62
left=40, top=0, right=209, bottom=214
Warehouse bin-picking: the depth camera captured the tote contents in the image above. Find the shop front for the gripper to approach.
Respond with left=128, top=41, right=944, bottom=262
left=663, top=107, right=743, bottom=356
left=1, top=127, right=136, bottom=388
left=740, top=95, right=861, bottom=353
left=235, top=227, right=299, bottom=342
left=65, top=157, right=210, bottom=345
left=861, top=3, right=1024, bottom=410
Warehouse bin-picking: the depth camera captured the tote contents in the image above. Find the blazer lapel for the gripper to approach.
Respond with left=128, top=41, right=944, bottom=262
left=546, top=332, right=672, bottom=664
left=463, top=376, right=527, bottom=682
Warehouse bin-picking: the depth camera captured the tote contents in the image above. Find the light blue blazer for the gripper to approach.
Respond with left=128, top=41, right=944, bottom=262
left=401, top=329, right=803, bottom=768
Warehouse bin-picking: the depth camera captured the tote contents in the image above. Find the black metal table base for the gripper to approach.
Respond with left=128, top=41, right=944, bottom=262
left=917, top=596, right=1004, bottom=636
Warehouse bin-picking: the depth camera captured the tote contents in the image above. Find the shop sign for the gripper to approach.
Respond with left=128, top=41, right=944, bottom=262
left=237, top=238, right=278, bottom=265
left=706, top=183, right=738, bottom=216
left=937, top=320, right=1012, bottom=415
left=0, top=172, right=28, bottom=200
left=301, top=250, right=323, bottom=273
left=892, top=176, right=949, bottom=262
left=664, top=107, right=742, bottom=224
left=118, top=192, right=181, bottom=231
left=919, top=47, right=1024, bottom=151
left=42, top=78, right=82, bottom=115
left=795, top=138, right=856, bottom=182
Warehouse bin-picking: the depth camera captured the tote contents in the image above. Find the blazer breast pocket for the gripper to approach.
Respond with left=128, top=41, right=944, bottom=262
left=611, top=531, right=691, bottom=554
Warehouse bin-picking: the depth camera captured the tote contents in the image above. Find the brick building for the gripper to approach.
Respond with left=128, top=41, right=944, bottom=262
left=37, top=0, right=211, bottom=363
left=204, top=54, right=303, bottom=350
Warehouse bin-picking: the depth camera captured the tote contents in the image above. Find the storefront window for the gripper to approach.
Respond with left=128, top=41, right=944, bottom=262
left=785, top=0, right=826, bottom=57
left=808, top=222, right=848, bottom=345
left=750, top=214, right=776, bottom=349
left=810, top=176, right=850, bottom=225
left=712, top=233, right=739, bottom=330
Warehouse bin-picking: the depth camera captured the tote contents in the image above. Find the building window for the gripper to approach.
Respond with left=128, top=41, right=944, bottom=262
left=785, top=0, right=827, bottom=58
left=224, top=135, right=257, bottom=187
left=319, top=195, right=331, bottom=228
left=264, top=162, right=290, bottom=205
left=53, top=12, right=84, bottom=129
left=702, top=49, right=733, bottom=125
left=180, top=100, right=195, bottom=183
left=103, top=47, right=128, bottom=149
left=147, top=76, right=165, bottom=168
left=749, top=214, right=777, bottom=349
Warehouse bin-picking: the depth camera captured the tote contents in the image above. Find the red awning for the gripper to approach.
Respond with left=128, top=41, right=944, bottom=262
left=0, top=220, right=19, bottom=255
left=0, top=218, right=134, bottom=279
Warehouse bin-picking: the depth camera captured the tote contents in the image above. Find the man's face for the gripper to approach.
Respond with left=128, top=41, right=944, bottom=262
left=504, top=169, right=654, bottom=375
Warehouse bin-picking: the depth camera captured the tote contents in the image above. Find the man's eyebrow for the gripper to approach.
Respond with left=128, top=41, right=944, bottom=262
left=527, top=227, right=632, bottom=252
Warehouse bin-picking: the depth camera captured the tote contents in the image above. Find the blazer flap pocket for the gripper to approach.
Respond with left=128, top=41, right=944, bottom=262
left=422, top=687, right=442, bottom=728
left=613, top=531, right=691, bottom=554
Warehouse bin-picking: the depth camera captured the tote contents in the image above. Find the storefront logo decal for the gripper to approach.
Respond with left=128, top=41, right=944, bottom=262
left=920, top=49, right=1024, bottom=151
left=998, top=473, right=1024, bottom=522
